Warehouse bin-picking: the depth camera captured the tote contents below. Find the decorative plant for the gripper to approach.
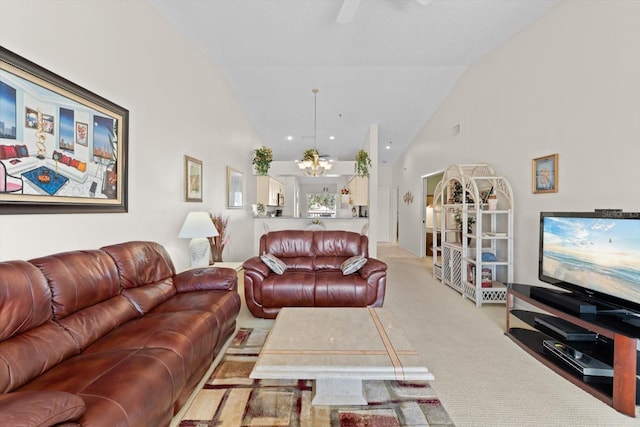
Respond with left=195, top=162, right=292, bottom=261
left=252, top=146, right=273, bottom=175
left=354, top=149, right=372, bottom=177
left=256, top=203, right=265, bottom=216
left=209, top=214, right=229, bottom=263
left=341, top=187, right=350, bottom=195
left=453, top=208, right=476, bottom=232
left=302, top=148, right=319, bottom=162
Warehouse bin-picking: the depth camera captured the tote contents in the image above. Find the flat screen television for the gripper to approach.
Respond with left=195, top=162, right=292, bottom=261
left=539, top=211, right=640, bottom=316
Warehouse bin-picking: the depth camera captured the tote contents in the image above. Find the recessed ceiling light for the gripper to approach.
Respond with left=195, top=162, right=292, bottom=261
left=385, top=145, right=391, bottom=150
left=286, top=136, right=293, bottom=140
left=329, top=136, right=335, bottom=140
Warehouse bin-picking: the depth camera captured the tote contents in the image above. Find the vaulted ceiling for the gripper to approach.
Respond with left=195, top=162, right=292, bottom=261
left=150, top=0, right=558, bottom=167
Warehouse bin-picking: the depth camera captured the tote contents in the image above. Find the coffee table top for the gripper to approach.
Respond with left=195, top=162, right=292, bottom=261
left=251, top=307, right=434, bottom=381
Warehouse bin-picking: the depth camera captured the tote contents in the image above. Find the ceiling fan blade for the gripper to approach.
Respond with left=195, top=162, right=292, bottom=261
left=336, top=0, right=361, bottom=24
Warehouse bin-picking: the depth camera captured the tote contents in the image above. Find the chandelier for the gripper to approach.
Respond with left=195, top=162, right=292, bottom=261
left=297, top=89, right=332, bottom=177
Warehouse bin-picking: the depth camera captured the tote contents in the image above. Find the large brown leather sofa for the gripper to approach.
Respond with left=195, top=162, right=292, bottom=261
left=0, top=241, right=240, bottom=427
left=243, top=230, right=387, bottom=318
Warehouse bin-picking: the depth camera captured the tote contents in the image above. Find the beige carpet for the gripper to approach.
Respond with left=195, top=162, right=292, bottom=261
left=179, top=327, right=455, bottom=426
left=173, top=243, right=639, bottom=426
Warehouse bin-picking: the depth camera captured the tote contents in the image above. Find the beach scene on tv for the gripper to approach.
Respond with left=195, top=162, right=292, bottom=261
left=542, top=216, right=640, bottom=305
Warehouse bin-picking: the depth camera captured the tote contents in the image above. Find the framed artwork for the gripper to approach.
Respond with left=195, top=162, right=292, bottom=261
left=76, top=122, right=88, bottom=146
left=532, top=153, right=558, bottom=194
left=0, top=46, right=128, bottom=214
left=227, top=167, right=243, bottom=209
left=184, top=155, right=203, bottom=202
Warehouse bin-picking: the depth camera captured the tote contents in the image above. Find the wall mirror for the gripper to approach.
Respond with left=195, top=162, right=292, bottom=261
left=227, top=167, right=243, bottom=208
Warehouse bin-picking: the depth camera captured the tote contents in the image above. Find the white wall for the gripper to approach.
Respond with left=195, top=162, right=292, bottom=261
left=393, top=1, right=640, bottom=285
left=0, top=0, right=261, bottom=269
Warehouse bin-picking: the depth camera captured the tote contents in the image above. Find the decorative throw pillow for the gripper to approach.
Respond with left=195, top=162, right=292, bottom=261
left=260, top=253, right=287, bottom=275
left=77, top=161, right=87, bottom=172
left=3, top=145, right=17, bottom=158
left=17, top=145, right=28, bottom=157
left=340, top=255, right=367, bottom=275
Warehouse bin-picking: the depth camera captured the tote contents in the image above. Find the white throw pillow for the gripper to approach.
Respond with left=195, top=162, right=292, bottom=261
left=340, top=255, right=367, bottom=275
left=260, top=253, right=287, bottom=275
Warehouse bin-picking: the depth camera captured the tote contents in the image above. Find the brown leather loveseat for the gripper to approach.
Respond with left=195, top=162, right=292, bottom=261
left=0, top=241, right=240, bottom=427
left=243, top=230, right=387, bottom=318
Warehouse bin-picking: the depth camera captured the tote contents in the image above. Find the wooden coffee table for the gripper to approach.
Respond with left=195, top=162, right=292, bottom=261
left=250, top=307, right=434, bottom=405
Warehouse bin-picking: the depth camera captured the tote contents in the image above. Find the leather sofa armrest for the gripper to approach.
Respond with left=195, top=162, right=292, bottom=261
left=0, top=391, right=85, bottom=427
left=174, top=267, right=237, bottom=292
left=242, top=256, right=271, bottom=278
left=359, top=258, right=388, bottom=279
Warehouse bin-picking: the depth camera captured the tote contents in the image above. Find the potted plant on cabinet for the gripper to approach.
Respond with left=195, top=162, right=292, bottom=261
left=252, top=146, right=273, bottom=176
left=354, top=149, right=372, bottom=177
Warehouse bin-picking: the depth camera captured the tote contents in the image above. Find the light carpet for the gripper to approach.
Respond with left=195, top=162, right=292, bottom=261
left=179, top=328, right=456, bottom=427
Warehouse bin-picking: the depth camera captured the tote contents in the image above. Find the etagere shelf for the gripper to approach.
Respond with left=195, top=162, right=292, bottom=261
left=432, top=164, right=513, bottom=307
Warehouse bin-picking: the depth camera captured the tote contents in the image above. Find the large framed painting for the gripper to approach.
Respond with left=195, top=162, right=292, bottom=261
left=0, top=46, right=128, bottom=214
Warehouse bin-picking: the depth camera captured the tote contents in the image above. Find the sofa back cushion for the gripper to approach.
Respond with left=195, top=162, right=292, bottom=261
left=30, top=250, right=139, bottom=351
left=0, top=261, right=78, bottom=392
left=259, top=230, right=368, bottom=271
left=101, top=241, right=177, bottom=314
left=313, top=231, right=368, bottom=270
left=261, top=231, right=314, bottom=271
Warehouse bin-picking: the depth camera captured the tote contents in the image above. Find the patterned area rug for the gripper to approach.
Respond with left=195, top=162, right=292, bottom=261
left=179, top=328, right=455, bottom=427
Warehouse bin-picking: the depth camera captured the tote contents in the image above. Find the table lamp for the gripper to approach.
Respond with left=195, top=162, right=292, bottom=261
left=178, top=211, right=219, bottom=267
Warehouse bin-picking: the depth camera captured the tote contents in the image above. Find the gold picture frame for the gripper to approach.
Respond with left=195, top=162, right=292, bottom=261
left=227, top=167, right=243, bottom=209
left=184, top=155, right=202, bottom=202
left=0, top=46, right=128, bottom=214
left=532, top=153, right=558, bottom=194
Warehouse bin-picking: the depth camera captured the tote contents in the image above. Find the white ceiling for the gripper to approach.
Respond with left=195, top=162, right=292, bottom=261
left=149, top=0, right=558, bottom=167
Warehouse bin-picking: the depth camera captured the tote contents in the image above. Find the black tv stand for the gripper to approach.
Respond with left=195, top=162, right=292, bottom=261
left=507, top=283, right=640, bottom=417
left=599, top=309, right=640, bottom=327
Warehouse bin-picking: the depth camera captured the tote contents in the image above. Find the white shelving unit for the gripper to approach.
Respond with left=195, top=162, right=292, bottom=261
left=432, top=164, right=513, bottom=307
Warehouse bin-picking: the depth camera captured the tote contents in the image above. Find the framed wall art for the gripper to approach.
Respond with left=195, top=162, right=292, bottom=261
left=227, top=167, right=243, bottom=209
left=0, top=46, right=128, bottom=214
left=532, top=153, right=558, bottom=194
left=184, top=155, right=203, bottom=202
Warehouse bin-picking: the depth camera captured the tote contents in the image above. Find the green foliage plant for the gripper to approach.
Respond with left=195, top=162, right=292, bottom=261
left=252, top=146, right=273, bottom=175
left=355, top=149, right=372, bottom=177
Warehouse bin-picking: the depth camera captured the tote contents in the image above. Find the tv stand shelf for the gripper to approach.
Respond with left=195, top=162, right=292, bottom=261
left=507, top=283, right=640, bottom=417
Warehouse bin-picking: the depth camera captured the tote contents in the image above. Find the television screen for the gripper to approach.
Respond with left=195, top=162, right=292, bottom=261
left=539, top=211, right=640, bottom=313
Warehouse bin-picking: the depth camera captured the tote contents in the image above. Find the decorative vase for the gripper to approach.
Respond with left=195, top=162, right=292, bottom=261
left=210, top=246, right=223, bottom=263
left=488, top=196, right=498, bottom=210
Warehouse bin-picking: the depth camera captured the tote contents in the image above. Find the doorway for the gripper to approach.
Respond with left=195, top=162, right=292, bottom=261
left=421, top=171, right=444, bottom=258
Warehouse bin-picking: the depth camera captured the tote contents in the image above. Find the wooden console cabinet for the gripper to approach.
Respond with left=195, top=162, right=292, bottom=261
left=506, top=283, right=639, bottom=417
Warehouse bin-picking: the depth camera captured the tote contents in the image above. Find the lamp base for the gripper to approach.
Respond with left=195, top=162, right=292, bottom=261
left=188, top=237, right=211, bottom=268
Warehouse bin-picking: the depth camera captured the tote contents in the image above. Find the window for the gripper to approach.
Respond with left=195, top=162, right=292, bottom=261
left=307, top=193, right=336, bottom=218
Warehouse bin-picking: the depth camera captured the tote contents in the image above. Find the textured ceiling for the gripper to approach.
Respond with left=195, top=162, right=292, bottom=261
left=149, top=0, right=557, bottom=167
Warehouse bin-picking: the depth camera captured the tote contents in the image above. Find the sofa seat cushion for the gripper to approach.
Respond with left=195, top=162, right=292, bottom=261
left=261, top=271, right=315, bottom=308
left=314, top=271, right=369, bottom=307
left=19, top=348, right=180, bottom=427
left=2, top=156, right=39, bottom=175
left=151, top=290, right=241, bottom=350
left=84, top=311, right=218, bottom=377
left=0, top=390, right=85, bottom=427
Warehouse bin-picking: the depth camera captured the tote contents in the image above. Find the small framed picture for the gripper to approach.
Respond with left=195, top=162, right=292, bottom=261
left=532, top=153, right=558, bottom=194
left=76, top=121, right=88, bottom=146
left=184, top=155, right=203, bottom=202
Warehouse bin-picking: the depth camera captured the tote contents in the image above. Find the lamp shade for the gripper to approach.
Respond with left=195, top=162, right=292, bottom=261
left=178, top=212, right=219, bottom=239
